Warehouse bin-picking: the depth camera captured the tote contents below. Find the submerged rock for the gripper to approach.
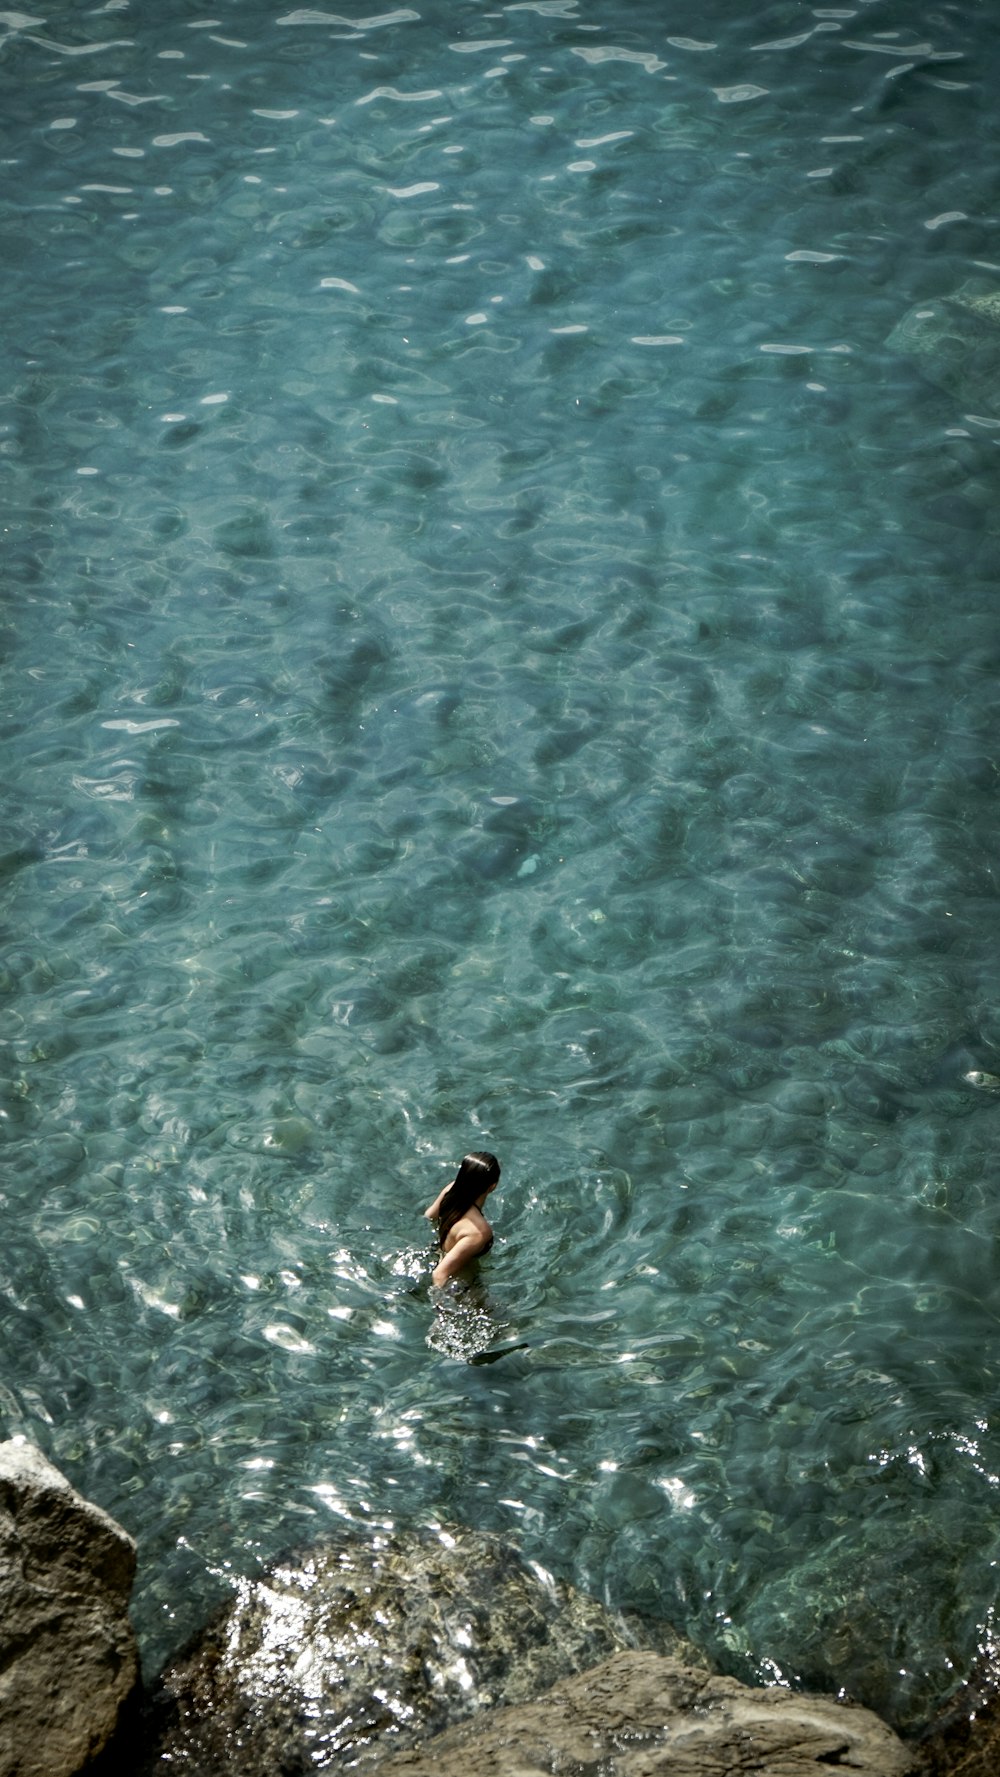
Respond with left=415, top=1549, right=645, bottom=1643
left=363, top=1649, right=916, bottom=1777
left=0, top=1439, right=139, bottom=1777
left=138, top=1527, right=701, bottom=1774
left=916, top=1668, right=1000, bottom=1776
left=887, top=282, right=1000, bottom=418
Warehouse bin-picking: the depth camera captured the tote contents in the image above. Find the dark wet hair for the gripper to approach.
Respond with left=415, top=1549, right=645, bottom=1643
left=437, top=1152, right=501, bottom=1247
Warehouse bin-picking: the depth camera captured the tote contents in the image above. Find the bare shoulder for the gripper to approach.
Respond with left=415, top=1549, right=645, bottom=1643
left=445, top=1211, right=491, bottom=1251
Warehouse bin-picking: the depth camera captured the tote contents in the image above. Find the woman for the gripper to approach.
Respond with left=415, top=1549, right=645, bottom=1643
left=424, top=1151, right=501, bottom=1288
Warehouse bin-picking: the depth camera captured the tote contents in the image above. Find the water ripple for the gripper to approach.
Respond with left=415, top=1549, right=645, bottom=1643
left=3, top=0, right=1000, bottom=1737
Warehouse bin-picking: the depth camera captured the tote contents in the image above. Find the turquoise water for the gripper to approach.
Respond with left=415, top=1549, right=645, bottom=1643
left=4, top=0, right=1000, bottom=1734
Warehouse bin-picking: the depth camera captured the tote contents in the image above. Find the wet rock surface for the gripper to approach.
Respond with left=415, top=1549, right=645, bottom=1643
left=363, top=1648, right=917, bottom=1777
left=136, top=1527, right=702, bottom=1774
left=0, top=1439, right=139, bottom=1777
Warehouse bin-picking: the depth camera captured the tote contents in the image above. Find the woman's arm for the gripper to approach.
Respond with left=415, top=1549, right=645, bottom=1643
left=431, top=1230, right=487, bottom=1288
left=424, top=1184, right=450, bottom=1221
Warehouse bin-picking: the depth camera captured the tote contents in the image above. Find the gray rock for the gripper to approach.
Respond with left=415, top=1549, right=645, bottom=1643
left=364, top=1648, right=917, bottom=1777
left=0, top=1439, right=139, bottom=1777
left=142, top=1528, right=702, bottom=1773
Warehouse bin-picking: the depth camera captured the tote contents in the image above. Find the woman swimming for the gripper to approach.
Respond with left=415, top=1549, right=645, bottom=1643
left=424, top=1151, right=501, bottom=1288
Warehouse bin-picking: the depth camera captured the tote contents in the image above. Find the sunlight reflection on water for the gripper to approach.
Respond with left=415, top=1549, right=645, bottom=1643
left=3, top=0, right=1000, bottom=1735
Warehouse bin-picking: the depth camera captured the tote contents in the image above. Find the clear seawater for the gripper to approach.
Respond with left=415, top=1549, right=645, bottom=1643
left=3, top=0, right=1000, bottom=1735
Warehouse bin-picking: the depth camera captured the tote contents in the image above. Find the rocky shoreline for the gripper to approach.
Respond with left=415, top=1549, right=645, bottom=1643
left=0, top=1438, right=996, bottom=1777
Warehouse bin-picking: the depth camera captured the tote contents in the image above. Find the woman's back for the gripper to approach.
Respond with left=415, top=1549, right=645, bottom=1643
left=424, top=1151, right=501, bottom=1287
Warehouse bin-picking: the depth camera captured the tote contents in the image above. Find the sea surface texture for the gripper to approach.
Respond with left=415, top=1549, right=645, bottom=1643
left=3, top=0, right=1000, bottom=1735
